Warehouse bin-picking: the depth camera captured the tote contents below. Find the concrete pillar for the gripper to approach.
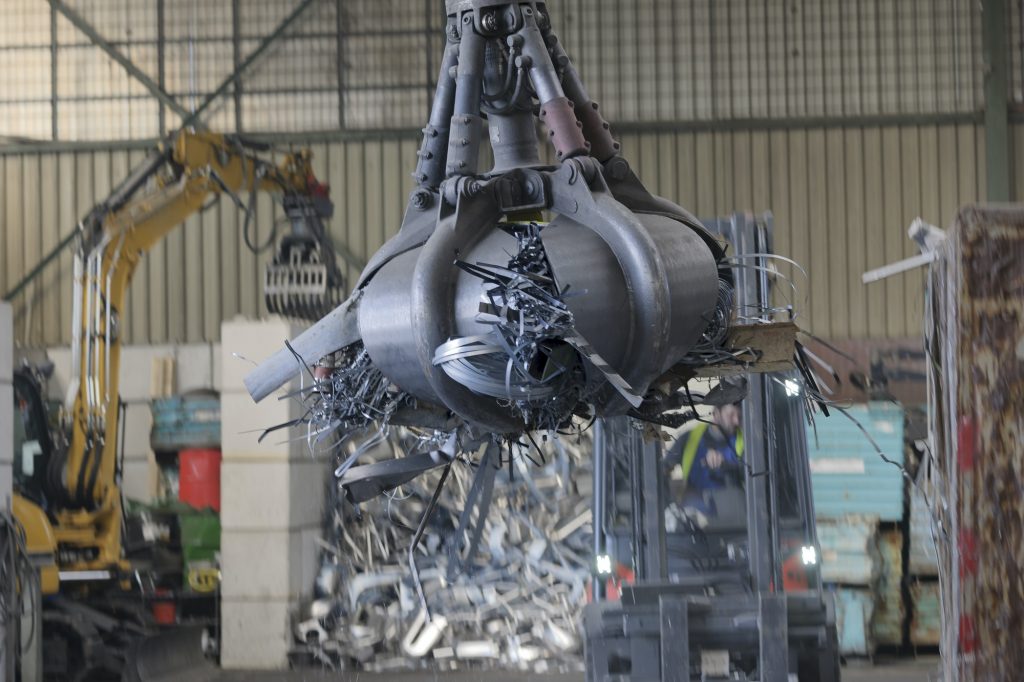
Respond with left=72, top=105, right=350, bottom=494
left=219, top=317, right=326, bottom=669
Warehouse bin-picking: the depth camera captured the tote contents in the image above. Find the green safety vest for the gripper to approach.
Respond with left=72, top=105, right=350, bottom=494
left=679, top=423, right=745, bottom=481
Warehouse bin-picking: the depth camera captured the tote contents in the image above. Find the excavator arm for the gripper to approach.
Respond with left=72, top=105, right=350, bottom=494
left=14, top=131, right=344, bottom=587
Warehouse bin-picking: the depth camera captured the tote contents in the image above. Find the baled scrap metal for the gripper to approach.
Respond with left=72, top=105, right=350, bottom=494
left=816, top=516, right=881, bottom=585
left=872, top=529, right=905, bottom=647
left=925, top=206, right=1024, bottom=680
left=908, top=465, right=939, bottom=577
left=295, top=428, right=592, bottom=672
left=832, top=587, right=876, bottom=657
left=909, top=580, right=942, bottom=647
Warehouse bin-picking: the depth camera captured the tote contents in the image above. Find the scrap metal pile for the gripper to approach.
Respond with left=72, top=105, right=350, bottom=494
left=294, top=428, right=593, bottom=672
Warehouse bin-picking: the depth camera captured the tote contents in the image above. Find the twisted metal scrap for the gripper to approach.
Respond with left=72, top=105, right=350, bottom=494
left=433, top=223, right=589, bottom=430
left=295, top=428, right=592, bottom=673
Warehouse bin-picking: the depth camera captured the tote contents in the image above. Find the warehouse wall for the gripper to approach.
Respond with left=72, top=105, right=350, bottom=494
left=1, top=0, right=1021, bottom=346
left=3, top=121, right=1014, bottom=345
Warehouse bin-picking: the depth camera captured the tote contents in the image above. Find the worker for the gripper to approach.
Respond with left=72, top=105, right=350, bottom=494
left=663, top=401, right=744, bottom=518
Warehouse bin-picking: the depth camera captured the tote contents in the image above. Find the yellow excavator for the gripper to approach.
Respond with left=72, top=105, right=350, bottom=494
left=9, top=131, right=345, bottom=678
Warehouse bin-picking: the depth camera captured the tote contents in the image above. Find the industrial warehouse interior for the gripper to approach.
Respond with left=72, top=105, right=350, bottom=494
left=1, top=0, right=1023, bottom=680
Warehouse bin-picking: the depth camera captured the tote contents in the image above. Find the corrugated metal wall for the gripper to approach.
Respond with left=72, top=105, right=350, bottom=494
left=4, top=122, right=1015, bottom=346
left=1, top=0, right=1021, bottom=346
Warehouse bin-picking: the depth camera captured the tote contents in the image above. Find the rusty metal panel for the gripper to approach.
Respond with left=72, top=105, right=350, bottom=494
left=927, top=205, right=1024, bottom=680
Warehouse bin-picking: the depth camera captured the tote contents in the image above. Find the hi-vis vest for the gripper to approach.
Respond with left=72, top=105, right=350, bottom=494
left=679, top=423, right=745, bottom=481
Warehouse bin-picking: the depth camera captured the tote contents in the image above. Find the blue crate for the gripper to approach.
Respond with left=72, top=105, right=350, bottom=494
left=807, top=402, right=904, bottom=522
left=151, top=393, right=221, bottom=451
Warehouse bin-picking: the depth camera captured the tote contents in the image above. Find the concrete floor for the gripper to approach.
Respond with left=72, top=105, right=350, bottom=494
left=215, top=657, right=942, bottom=681
left=842, top=656, right=941, bottom=682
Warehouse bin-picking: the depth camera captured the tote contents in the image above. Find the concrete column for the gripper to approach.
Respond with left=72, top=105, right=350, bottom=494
left=219, top=317, right=326, bottom=669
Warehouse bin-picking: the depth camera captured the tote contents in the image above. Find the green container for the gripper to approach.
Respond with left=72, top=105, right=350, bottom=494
left=179, top=511, right=220, bottom=591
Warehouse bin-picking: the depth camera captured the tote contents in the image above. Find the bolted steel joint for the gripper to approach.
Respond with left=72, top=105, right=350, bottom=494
left=411, top=189, right=434, bottom=210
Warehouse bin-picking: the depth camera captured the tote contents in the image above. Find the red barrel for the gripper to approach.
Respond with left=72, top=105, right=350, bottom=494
left=178, top=448, right=222, bottom=512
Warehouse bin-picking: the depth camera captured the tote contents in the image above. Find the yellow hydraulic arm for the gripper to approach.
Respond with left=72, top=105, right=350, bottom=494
left=13, top=131, right=335, bottom=591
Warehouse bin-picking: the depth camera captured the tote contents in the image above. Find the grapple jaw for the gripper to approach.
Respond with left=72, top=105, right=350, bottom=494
left=264, top=194, right=345, bottom=321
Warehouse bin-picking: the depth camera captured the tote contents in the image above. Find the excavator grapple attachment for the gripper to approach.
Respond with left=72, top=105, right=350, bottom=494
left=264, top=193, right=345, bottom=321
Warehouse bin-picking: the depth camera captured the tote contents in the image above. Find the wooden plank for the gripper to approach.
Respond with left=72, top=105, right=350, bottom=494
left=862, top=127, right=887, bottom=338
left=880, top=126, right=905, bottom=338
left=806, top=128, right=829, bottom=337
left=690, top=322, right=798, bottom=378
left=843, top=128, right=868, bottom=338
left=825, top=129, right=849, bottom=338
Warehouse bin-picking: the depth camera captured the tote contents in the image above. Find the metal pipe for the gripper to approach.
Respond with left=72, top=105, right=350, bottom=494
left=446, top=15, right=486, bottom=176
left=545, top=36, right=621, bottom=161
left=415, top=43, right=459, bottom=188
left=517, top=11, right=588, bottom=160
left=452, top=17, right=486, bottom=117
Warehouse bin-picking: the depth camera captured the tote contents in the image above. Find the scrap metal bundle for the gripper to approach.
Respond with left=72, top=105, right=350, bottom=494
left=924, top=205, right=1024, bottom=681
left=294, top=428, right=593, bottom=672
